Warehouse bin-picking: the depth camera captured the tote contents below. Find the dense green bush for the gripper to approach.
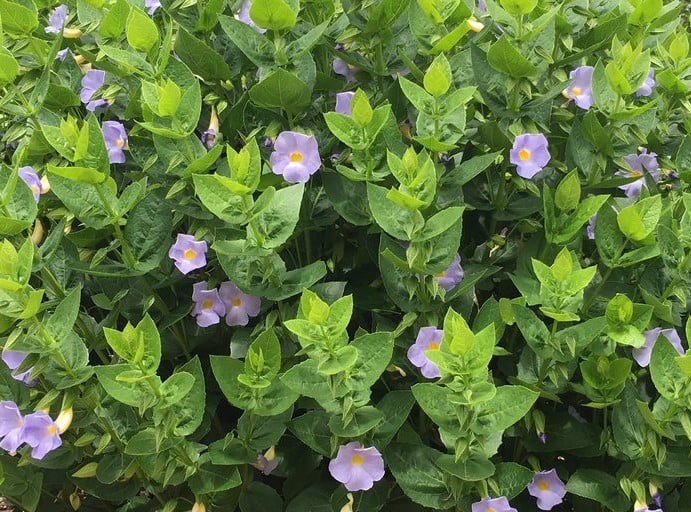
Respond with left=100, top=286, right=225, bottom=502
left=0, top=0, right=690, bottom=510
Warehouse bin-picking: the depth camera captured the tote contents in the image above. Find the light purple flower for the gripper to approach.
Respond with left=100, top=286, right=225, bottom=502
left=407, top=326, right=443, bottom=378
left=218, top=281, right=261, bottom=326
left=538, top=432, right=548, bottom=444
left=236, top=0, right=266, bottom=33
left=56, top=49, right=69, bottom=61
left=477, top=0, right=487, bottom=13
left=565, top=66, right=594, bottom=110
left=510, top=133, right=551, bottom=179
left=201, top=129, right=216, bottom=149
left=145, top=0, right=161, bottom=15
left=191, top=282, right=226, bottom=327
left=328, top=442, right=385, bottom=492
left=634, top=500, right=662, bottom=512
left=615, top=148, right=659, bottom=197
left=2, top=350, right=36, bottom=386
left=527, top=469, right=567, bottom=510
left=80, top=70, right=105, bottom=104
left=0, top=401, right=25, bottom=453
left=269, top=131, right=321, bottom=183
left=472, top=496, right=517, bottom=512
left=168, top=234, right=208, bottom=274
left=335, top=92, right=355, bottom=116
left=86, top=98, right=109, bottom=112
left=22, top=411, right=62, bottom=460
left=435, top=253, right=464, bottom=292
left=18, top=166, right=43, bottom=202
left=586, top=214, right=597, bottom=240
left=633, top=327, right=684, bottom=368
left=252, top=448, right=278, bottom=475
left=636, top=69, right=656, bottom=97
left=45, top=4, right=68, bottom=34
left=102, top=121, right=128, bottom=164
left=333, top=58, right=358, bottom=83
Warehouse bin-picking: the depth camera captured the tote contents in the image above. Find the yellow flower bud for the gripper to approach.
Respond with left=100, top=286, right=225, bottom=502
left=208, top=106, right=219, bottom=134
left=192, top=502, right=206, bottom=512
left=466, top=17, right=484, bottom=33
left=73, top=54, right=86, bottom=65
left=63, top=28, right=83, bottom=39
left=56, top=407, right=73, bottom=434
left=339, top=493, right=354, bottom=512
left=264, top=445, right=276, bottom=461
left=386, top=364, right=407, bottom=377
left=40, top=174, right=51, bottom=193
left=31, top=219, right=44, bottom=245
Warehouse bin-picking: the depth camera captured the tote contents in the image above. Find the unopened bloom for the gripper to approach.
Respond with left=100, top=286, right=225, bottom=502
left=510, top=133, right=551, bottom=179
left=472, top=496, right=517, bottom=512
left=56, top=49, right=69, bottom=61
left=333, top=58, right=358, bottom=82
left=340, top=493, right=354, bottom=512
left=615, top=148, right=659, bottom=197
left=22, top=411, right=62, bottom=460
left=564, top=66, right=594, bottom=110
left=18, top=166, right=43, bottom=202
left=168, top=234, right=208, bottom=274
left=2, top=350, right=36, bottom=386
left=191, top=282, right=226, bottom=327
left=0, top=401, right=25, bottom=453
left=102, top=121, right=128, bottom=164
left=219, top=281, right=261, bottom=326
left=634, top=500, right=661, bottom=512
left=436, top=253, right=464, bottom=292
left=252, top=446, right=278, bottom=475
left=335, top=92, right=355, bottom=116
left=407, top=326, right=443, bottom=378
left=328, top=442, right=385, bottom=492
left=145, top=0, right=161, bottom=15
left=87, top=99, right=109, bottom=112
left=633, top=327, right=684, bottom=367
left=191, top=503, right=206, bottom=512
left=55, top=407, right=73, bottom=434
left=80, top=70, right=105, bottom=110
left=636, top=69, right=656, bottom=97
left=538, top=432, right=548, bottom=444
left=269, top=131, right=321, bottom=183
left=202, top=107, right=219, bottom=149
left=527, top=469, right=567, bottom=510
left=236, top=0, right=266, bottom=33
left=45, top=5, right=68, bottom=34
left=467, top=16, right=484, bottom=32
left=649, top=483, right=662, bottom=508
left=586, top=214, right=597, bottom=240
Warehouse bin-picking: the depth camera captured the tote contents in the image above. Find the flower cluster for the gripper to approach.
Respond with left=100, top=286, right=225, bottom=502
left=191, top=281, right=261, bottom=327
left=0, top=402, right=61, bottom=460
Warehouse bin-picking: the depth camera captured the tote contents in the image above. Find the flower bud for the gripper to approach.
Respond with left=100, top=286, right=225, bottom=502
left=63, top=28, right=83, bottom=39
left=31, top=219, right=44, bottom=245
left=40, top=174, right=51, bottom=194
left=192, top=502, right=206, bottom=512
left=56, top=407, right=73, bottom=434
left=69, top=492, right=81, bottom=510
left=339, top=493, right=354, bottom=512
left=466, top=17, right=484, bottom=32
left=264, top=445, right=276, bottom=461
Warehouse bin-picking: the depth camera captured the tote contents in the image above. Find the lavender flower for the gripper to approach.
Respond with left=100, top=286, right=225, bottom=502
left=333, top=58, right=358, bottom=83
left=335, top=92, right=355, bottom=116
left=328, top=442, right=385, bottom=492
left=18, top=166, right=43, bottom=202
left=269, top=131, right=321, bottom=183
left=168, top=234, right=208, bottom=274
left=407, top=326, right=443, bottom=379
left=472, top=496, right=517, bottom=512
left=145, top=0, right=161, bottom=15
left=2, top=350, right=36, bottom=386
left=191, top=282, right=226, bottom=327
left=219, top=281, right=261, bottom=326
left=80, top=70, right=105, bottom=110
left=0, top=401, right=25, bottom=453
left=102, top=121, right=128, bottom=164
left=22, top=411, right=62, bottom=460
left=586, top=214, right=597, bottom=240
left=564, top=66, right=594, bottom=110
left=649, top=483, right=662, bottom=508
left=538, top=432, right=548, bottom=444
left=56, top=49, right=69, bottom=61
left=510, top=133, right=551, bottom=179
left=236, top=0, right=266, bottom=33
left=252, top=446, right=278, bottom=475
left=435, top=253, right=464, bottom=292
left=477, top=0, right=487, bottom=14
left=45, top=5, right=68, bottom=34
left=635, top=69, right=656, bottom=97
left=634, top=500, right=662, bottom=512
left=615, top=148, right=659, bottom=197
left=632, top=328, right=684, bottom=368
left=201, top=129, right=216, bottom=149
left=86, top=99, right=109, bottom=112
left=527, top=469, right=567, bottom=510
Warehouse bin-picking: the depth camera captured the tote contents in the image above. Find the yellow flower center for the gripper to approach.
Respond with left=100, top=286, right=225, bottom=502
left=184, top=249, right=197, bottom=260
left=116, top=138, right=125, bottom=148
left=630, top=170, right=642, bottom=177
left=427, top=342, right=440, bottom=351
left=202, top=299, right=214, bottom=309
left=290, top=151, right=303, bottom=163
left=518, top=148, right=531, bottom=161
left=487, top=508, right=496, bottom=512
left=48, top=425, right=57, bottom=436
left=435, top=271, right=445, bottom=278
left=31, top=185, right=40, bottom=193
left=571, top=86, right=581, bottom=96
left=538, top=480, right=550, bottom=491
left=347, top=63, right=356, bottom=70
left=351, top=454, right=364, bottom=466
left=232, top=297, right=242, bottom=307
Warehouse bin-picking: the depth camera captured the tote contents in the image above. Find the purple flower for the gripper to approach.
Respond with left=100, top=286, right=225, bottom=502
left=650, top=483, right=662, bottom=508
left=436, top=253, right=464, bottom=292
left=328, top=442, right=385, bottom=492
left=510, top=133, right=551, bottom=179
left=633, top=327, right=684, bottom=368
left=201, top=129, right=216, bottom=149
left=407, top=326, right=443, bottom=378
left=0, top=401, right=25, bottom=453
left=145, top=0, right=161, bottom=15
left=18, top=166, right=43, bottom=202
left=56, top=49, right=69, bottom=61
left=527, top=469, right=567, bottom=510
left=269, top=131, right=321, bottom=183
left=168, top=234, right=208, bottom=274
left=22, top=411, right=62, bottom=460
left=219, top=281, right=261, bottom=326
left=538, top=432, right=548, bottom=444
left=472, top=496, right=517, bottom=512
left=102, top=121, right=128, bottom=164
left=634, top=500, right=662, bottom=512
left=45, top=4, right=68, bottom=34
left=252, top=447, right=278, bottom=475
left=263, top=137, right=274, bottom=148
left=636, top=69, right=656, bottom=97
left=80, top=70, right=105, bottom=104
left=191, top=282, right=226, bottom=327
left=2, top=350, right=36, bottom=386
left=86, top=98, right=110, bottom=112
left=236, top=0, right=266, bottom=33
left=615, top=148, right=659, bottom=197
left=477, top=0, right=487, bottom=13
left=586, top=214, right=597, bottom=240
left=333, top=58, right=358, bottom=83
left=335, top=92, right=355, bottom=116
left=565, top=66, right=594, bottom=110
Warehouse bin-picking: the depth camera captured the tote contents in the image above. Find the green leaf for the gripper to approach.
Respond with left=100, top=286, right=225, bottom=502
left=474, top=385, right=539, bottom=434
left=592, top=60, right=618, bottom=112
left=157, top=80, right=182, bottom=118
left=124, top=190, right=172, bottom=272
left=494, top=462, right=535, bottom=500
left=328, top=406, right=384, bottom=437
left=189, top=464, right=241, bottom=494
left=487, top=35, right=538, bottom=77
left=398, top=77, right=434, bottom=113
left=554, top=170, right=581, bottom=211
left=617, top=195, right=661, bottom=242
left=650, top=332, right=688, bottom=401
left=605, top=294, right=633, bottom=326
left=351, top=89, right=373, bottom=126
left=435, top=453, right=495, bottom=481
left=100, top=0, right=129, bottom=38
left=0, top=47, right=19, bottom=86
left=193, top=174, right=248, bottom=224
left=249, top=69, right=311, bottom=112
left=249, top=0, right=298, bottom=31
left=566, top=469, right=629, bottom=512
left=0, top=0, right=38, bottom=34
left=126, top=8, right=159, bottom=52
left=424, top=53, right=452, bottom=97
left=47, top=165, right=106, bottom=185
left=629, top=0, right=662, bottom=26
left=174, top=26, right=232, bottom=82
left=44, top=286, right=82, bottom=343
left=160, top=372, right=195, bottom=405
left=367, top=183, right=424, bottom=240
left=249, top=184, right=304, bottom=249
left=581, top=111, right=613, bottom=156
left=499, top=0, right=537, bottom=16
left=412, top=383, right=459, bottom=431
left=95, top=364, right=156, bottom=408
left=170, top=356, right=206, bottom=435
